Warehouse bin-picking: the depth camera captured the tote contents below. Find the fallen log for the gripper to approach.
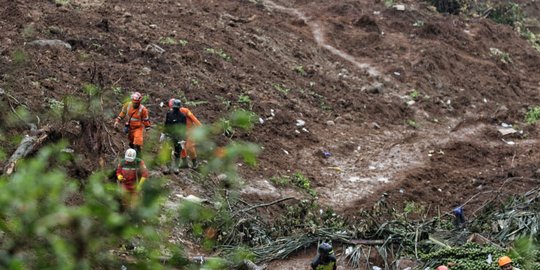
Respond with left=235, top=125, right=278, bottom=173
left=3, top=127, right=49, bottom=175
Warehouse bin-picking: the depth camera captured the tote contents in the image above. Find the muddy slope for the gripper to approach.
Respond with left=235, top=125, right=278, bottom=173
left=1, top=0, right=540, bottom=238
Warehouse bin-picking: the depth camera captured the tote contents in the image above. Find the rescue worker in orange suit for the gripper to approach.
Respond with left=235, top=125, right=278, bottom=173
left=116, top=148, right=149, bottom=209
left=114, top=92, right=151, bottom=154
left=498, top=256, right=521, bottom=270
left=160, top=99, right=187, bottom=173
left=167, top=98, right=202, bottom=169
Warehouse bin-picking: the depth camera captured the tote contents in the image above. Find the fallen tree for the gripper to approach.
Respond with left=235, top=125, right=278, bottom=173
left=3, top=126, right=50, bottom=175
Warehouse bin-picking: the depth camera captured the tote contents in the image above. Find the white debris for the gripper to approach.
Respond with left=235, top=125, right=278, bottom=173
left=182, top=195, right=206, bottom=204
left=502, top=139, right=515, bottom=145
left=406, top=100, right=415, bottom=106
left=295, top=130, right=300, bottom=134
left=296, top=119, right=305, bottom=127
left=394, top=71, right=401, bottom=76
left=259, top=117, right=264, bottom=124
left=302, top=128, right=309, bottom=133
left=393, top=4, right=405, bottom=10
left=270, top=109, right=275, bottom=117
left=282, top=149, right=289, bottom=155
left=27, top=39, right=72, bottom=50
left=498, top=127, right=517, bottom=136
left=345, top=246, right=354, bottom=256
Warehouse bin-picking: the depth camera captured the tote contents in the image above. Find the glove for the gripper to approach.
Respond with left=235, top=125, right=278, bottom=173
left=159, top=133, right=166, bottom=143
left=117, top=175, right=124, bottom=182
left=137, top=177, right=146, bottom=192
left=114, top=120, right=119, bottom=129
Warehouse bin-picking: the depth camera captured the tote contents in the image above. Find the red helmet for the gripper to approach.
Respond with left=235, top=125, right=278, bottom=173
left=131, top=92, right=143, bottom=103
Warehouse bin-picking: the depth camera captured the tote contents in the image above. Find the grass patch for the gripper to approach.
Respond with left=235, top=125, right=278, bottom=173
left=11, top=49, right=28, bottom=66
left=205, top=48, right=231, bottom=61
left=158, top=37, right=188, bottom=46
left=489, top=48, right=512, bottom=64
left=272, top=83, right=290, bottom=95
left=406, top=119, right=418, bottom=128
left=409, top=89, right=421, bottom=101
left=293, top=65, right=307, bottom=76
left=525, top=106, right=540, bottom=124
left=271, top=172, right=317, bottom=197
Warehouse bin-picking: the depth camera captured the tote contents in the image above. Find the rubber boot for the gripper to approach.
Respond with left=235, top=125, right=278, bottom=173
left=134, top=145, right=142, bottom=157
left=173, top=157, right=180, bottom=174
left=180, top=157, right=189, bottom=169
left=191, top=158, right=198, bottom=170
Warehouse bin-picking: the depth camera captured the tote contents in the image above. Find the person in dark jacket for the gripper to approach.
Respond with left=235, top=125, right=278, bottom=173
left=311, top=242, right=337, bottom=270
left=160, top=99, right=187, bottom=173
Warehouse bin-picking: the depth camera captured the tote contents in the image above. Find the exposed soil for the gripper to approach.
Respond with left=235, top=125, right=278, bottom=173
left=1, top=0, right=540, bottom=269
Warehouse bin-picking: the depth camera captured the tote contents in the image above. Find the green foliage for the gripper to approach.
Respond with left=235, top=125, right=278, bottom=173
left=509, top=237, right=540, bottom=269
left=111, top=86, right=122, bottom=95
left=271, top=172, right=317, bottom=197
left=238, top=94, right=252, bottom=108
left=216, top=95, right=232, bottom=110
left=205, top=48, right=231, bottom=61
left=272, top=83, right=291, bottom=95
left=409, top=89, right=421, bottom=101
left=0, top=143, right=170, bottom=269
left=293, top=65, right=307, bottom=76
left=11, top=49, right=28, bottom=66
left=81, top=83, right=100, bottom=97
left=525, top=106, right=540, bottom=124
left=489, top=48, right=512, bottom=64
left=488, top=2, right=523, bottom=26
left=406, top=119, right=418, bottom=128
left=413, top=20, right=425, bottom=27
left=158, top=37, right=188, bottom=46
left=403, top=201, right=425, bottom=215
left=420, top=242, right=505, bottom=270
left=21, top=25, right=36, bottom=40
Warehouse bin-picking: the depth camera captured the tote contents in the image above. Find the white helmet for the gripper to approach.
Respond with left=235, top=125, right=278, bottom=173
left=125, top=148, right=137, bottom=162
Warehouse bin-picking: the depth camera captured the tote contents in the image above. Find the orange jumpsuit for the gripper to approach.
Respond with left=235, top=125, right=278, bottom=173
left=179, top=107, right=201, bottom=159
left=116, top=102, right=151, bottom=147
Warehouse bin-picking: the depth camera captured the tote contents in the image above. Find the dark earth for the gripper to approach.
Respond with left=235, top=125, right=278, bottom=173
left=1, top=0, right=540, bottom=269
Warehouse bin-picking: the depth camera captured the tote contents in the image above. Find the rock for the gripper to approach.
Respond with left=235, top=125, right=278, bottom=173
left=326, top=120, right=335, bottom=126
left=141, top=67, right=151, bottom=75
left=393, top=4, right=406, bottom=10
left=498, top=127, right=517, bottom=136
left=27, top=39, right=72, bottom=50
left=343, top=113, right=354, bottom=121
left=145, top=43, right=165, bottom=54
left=367, top=82, right=384, bottom=94
left=48, top=26, right=63, bottom=35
